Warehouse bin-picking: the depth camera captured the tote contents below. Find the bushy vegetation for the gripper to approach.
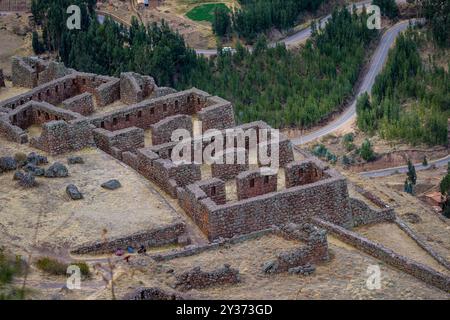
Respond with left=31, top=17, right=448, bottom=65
left=372, top=0, right=399, bottom=19
left=357, top=29, right=449, bottom=146
left=0, top=249, right=25, bottom=300
left=36, top=257, right=90, bottom=278
left=421, top=0, right=450, bottom=48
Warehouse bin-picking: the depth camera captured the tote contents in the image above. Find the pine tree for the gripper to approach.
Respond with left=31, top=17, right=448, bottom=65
left=359, top=139, right=376, bottom=162
left=407, top=159, right=417, bottom=185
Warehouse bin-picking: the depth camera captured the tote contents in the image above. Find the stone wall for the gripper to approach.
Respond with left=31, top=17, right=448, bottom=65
left=120, top=72, right=155, bottom=105
left=71, top=222, right=186, bottom=255
left=88, top=88, right=209, bottom=131
left=174, top=264, right=240, bottom=291
left=136, top=147, right=201, bottom=197
left=11, top=57, right=71, bottom=88
left=0, top=113, right=28, bottom=143
left=151, top=114, right=193, bottom=145
left=179, top=162, right=352, bottom=241
left=313, top=218, right=450, bottom=292
left=93, top=127, right=145, bottom=160
left=236, top=169, right=277, bottom=200
left=197, top=96, right=235, bottom=132
left=350, top=198, right=396, bottom=227
left=263, top=223, right=329, bottom=273
left=62, top=92, right=94, bottom=116
left=285, top=159, right=328, bottom=188
left=211, top=148, right=249, bottom=180
left=0, top=0, right=31, bottom=11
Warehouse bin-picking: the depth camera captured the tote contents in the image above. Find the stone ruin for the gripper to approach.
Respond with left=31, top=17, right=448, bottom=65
left=174, top=264, right=241, bottom=291
left=2, top=56, right=449, bottom=293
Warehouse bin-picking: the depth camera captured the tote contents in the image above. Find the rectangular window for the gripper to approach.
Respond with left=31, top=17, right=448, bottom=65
left=113, top=118, right=118, bottom=125
left=138, top=110, right=142, bottom=118
left=150, top=108, right=154, bottom=115
left=100, top=121, right=105, bottom=128
left=264, top=176, right=269, bottom=184
left=250, top=179, right=255, bottom=188
left=126, top=114, right=130, bottom=122
left=163, top=104, right=167, bottom=112
left=211, top=186, right=216, bottom=196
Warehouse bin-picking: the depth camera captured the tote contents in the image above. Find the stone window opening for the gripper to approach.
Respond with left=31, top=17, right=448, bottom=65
left=175, top=100, right=179, bottom=109
left=250, top=178, right=255, bottom=188
left=64, top=83, right=67, bottom=89
left=11, top=104, right=15, bottom=109
left=37, top=110, right=41, bottom=117
left=211, top=186, right=216, bottom=196
left=22, top=110, right=27, bottom=118
left=168, top=148, right=172, bottom=158
left=197, top=98, right=201, bottom=105
left=150, top=108, right=154, bottom=115
left=46, top=89, right=50, bottom=96
left=20, top=100, right=24, bottom=105
left=264, top=176, right=269, bottom=184
left=314, top=168, right=318, bottom=177
left=38, top=93, right=41, bottom=100
left=163, top=104, right=167, bottom=112
left=125, top=114, right=130, bottom=122
left=138, top=110, right=142, bottom=118
left=187, top=96, right=190, bottom=103
left=82, top=79, right=86, bottom=85
left=100, top=121, right=105, bottom=128
left=12, top=114, right=17, bottom=123
left=113, top=118, right=118, bottom=126
left=55, top=86, right=59, bottom=93
left=45, top=113, right=50, bottom=120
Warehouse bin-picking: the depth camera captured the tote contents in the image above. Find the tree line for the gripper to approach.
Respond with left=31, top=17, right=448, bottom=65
left=356, top=28, right=449, bottom=146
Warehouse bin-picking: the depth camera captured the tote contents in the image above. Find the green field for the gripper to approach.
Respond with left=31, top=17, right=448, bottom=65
left=186, top=3, right=230, bottom=23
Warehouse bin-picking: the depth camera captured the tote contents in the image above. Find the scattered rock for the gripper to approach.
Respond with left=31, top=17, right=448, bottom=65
left=288, top=264, right=316, bottom=276
left=45, top=162, right=69, bottom=178
left=26, top=152, right=48, bottom=166
left=67, top=156, right=84, bottom=165
left=66, top=184, right=83, bottom=200
left=403, top=212, right=422, bottom=224
left=18, top=172, right=37, bottom=188
left=262, top=260, right=279, bottom=274
left=23, top=163, right=45, bottom=176
left=13, top=170, right=24, bottom=181
left=0, top=156, right=18, bottom=172
left=101, top=179, right=121, bottom=190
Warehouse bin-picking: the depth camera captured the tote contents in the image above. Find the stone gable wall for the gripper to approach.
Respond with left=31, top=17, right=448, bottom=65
left=93, top=127, right=145, bottom=159
left=236, top=169, right=277, bottom=200
left=62, top=92, right=94, bottom=116
left=151, top=114, right=193, bottom=145
left=120, top=72, right=155, bottom=105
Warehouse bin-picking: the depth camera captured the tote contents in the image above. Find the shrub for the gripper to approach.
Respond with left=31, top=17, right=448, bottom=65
left=36, top=257, right=67, bottom=276
left=0, top=250, right=22, bottom=285
left=359, top=139, right=376, bottom=162
left=14, top=152, right=27, bottom=165
left=36, top=257, right=90, bottom=277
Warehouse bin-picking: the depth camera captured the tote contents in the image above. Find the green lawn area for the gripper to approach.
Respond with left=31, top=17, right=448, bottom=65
left=186, top=3, right=230, bottom=23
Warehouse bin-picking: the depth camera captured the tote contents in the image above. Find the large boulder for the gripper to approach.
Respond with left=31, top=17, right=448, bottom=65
left=101, top=179, right=121, bottom=190
left=66, top=184, right=83, bottom=200
left=26, top=152, right=48, bottom=166
left=45, top=162, right=69, bottom=178
left=0, top=157, right=18, bottom=172
left=23, top=163, right=45, bottom=176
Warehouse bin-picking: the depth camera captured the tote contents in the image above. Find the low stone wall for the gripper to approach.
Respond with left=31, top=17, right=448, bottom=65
left=62, top=92, right=94, bottom=116
left=175, top=264, right=240, bottom=291
left=0, top=114, right=28, bottom=143
left=0, top=0, right=31, bottom=11
left=350, top=198, right=396, bottom=227
left=395, top=218, right=450, bottom=271
left=313, top=218, right=450, bottom=292
left=285, top=159, right=328, bottom=188
left=93, top=127, right=144, bottom=160
left=124, top=287, right=188, bottom=300
left=263, top=223, right=329, bottom=274
left=71, top=222, right=186, bottom=255
left=151, top=114, right=192, bottom=145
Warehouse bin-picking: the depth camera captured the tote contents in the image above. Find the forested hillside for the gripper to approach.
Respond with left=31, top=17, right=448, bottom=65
left=357, top=29, right=449, bottom=146
left=230, top=0, right=326, bottom=41
left=32, top=2, right=377, bottom=129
